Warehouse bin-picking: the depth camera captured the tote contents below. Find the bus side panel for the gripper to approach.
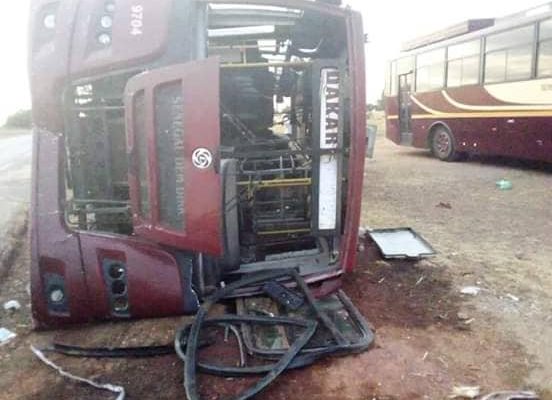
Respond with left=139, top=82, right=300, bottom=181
left=30, top=0, right=93, bottom=328
left=526, top=118, right=552, bottom=162
left=384, top=96, right=401, bottom=144
left=461, top=118, right=494, bottom=155
left=79, top=233, right=198, bottom=320
left=29, top=0, right=199, bottom=329
left=411, top=86, right=552, bottom=162
left=410, top=117, right=496, bottom=154
left=497, top=117, right=551, bottom=162
left=411, top=115, right=551, bottom=162
left=403, top=90, right=510, bottom=156
left=341, top=10, right=367, bottom=273
left=410, top=119, right=432, bottom=149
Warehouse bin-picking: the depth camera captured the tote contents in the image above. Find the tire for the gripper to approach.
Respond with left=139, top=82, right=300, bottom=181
left=430, top=126, right=463, bottom=162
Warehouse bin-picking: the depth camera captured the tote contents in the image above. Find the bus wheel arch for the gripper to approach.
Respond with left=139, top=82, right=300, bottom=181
left=428, top=122, right=464, bottom=162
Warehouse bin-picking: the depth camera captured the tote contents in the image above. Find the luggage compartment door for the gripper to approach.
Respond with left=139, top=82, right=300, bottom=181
left=125, top=57, right=223, bottom=256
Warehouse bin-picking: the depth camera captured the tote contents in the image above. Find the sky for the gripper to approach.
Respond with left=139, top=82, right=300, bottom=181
left=0, top=0, right=547, bottom=124
left=0, top=1, right=31, bottom=125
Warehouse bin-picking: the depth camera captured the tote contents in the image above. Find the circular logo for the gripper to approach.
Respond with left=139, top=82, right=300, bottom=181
left=192, top=148, right=213, bottom=169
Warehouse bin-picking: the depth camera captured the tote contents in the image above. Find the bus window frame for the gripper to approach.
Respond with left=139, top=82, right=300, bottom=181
left=446, top=38, right=482, bottom=88
left=537, top=18, right=552, bottom=77
left=390, top=60, right=398, bottom=95
left=384, top=62, right=391, bottom=96
left=483, top=23, right=536, bottom=84
left=415, top=47, right=446, bottom=93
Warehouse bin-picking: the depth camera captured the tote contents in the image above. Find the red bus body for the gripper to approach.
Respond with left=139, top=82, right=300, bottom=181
left=29, top=0, right=366, bottom=328
left=385, top=9, right=552, bottom=163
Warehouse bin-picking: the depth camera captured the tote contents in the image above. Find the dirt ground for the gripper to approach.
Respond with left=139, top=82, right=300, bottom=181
left=1, top=118, right=551, bottom=399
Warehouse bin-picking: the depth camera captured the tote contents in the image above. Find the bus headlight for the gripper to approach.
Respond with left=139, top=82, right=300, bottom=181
left=100, top=15, right=113, bottom=29
left=49, top=287, right=65, bottom=303
left=105, top=2, right=116, bottom=13
left=43, top=14, right=56, bottom=29
left=98, top=33, right=112, bottom=46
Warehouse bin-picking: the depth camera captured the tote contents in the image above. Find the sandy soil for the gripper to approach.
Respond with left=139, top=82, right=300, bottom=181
left=0, top=120, right=551, bottom=399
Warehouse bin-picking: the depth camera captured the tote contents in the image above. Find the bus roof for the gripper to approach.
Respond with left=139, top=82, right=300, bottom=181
left=401, top=19, right=494, bottom=52
left=398, top=2, right=552, bottom=57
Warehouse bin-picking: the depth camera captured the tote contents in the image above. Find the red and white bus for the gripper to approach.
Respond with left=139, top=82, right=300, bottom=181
left=28, top=0, right=366, bottom=327
left=384, top=4, right=552, bottom=162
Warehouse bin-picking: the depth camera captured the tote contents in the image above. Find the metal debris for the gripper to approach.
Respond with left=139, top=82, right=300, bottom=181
left=3, top=300, right=21, bottom=312
left=496, top=179, right=513, bottom=191
left=436, top=202, right=453, bottom=209
left=457, top=312, right=470, bottom=321
left=0, top=327, right=16, bottom=345
left=368, top=228, right=436, bottom=259
left=506, top=294, right=520, bottom=302
left=479, top=391, right=539, bottom=400
left=460, top=286, right=482, bottom=296
left=449, top=385, right=481, bottom=399
left=30, top=345, right=125, bottom=400
left=178, top=270, right=374, bottom=400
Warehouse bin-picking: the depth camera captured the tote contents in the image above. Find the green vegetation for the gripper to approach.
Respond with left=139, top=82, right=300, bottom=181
left=3, top=109, right=32, bottom=129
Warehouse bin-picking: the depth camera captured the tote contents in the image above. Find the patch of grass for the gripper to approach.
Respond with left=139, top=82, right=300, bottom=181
left=3, top=110, right=32, bottom=130
left=0, top=210, right=29, bottom=281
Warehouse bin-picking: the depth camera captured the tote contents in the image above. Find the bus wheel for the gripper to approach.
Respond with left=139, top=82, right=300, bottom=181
left=431, top=126, right=462, bottom=161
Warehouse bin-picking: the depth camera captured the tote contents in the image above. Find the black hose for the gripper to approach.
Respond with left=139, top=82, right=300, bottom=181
left=183, top=269, right=352, bottom=400
left=45, top=343, right=176, bottom=358
left=219, top=269, right=347, bottom=345
left=176, top=316, right=321, bottom=374
left=175, top=316, right=328, bottom=377
left=183, top=314, right=317, bottom=400
left=44, top=338, right=215, bottom=359
left=183, top=270, right=305, bottom=399
left=293, top=273, right=348, bottom=345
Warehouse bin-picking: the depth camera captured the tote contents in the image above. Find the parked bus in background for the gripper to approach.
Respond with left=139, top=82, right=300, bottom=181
left=384, top=3, right=552, bottom=162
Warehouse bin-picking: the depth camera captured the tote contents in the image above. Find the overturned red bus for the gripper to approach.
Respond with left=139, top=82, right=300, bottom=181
left=29, top=0, right=366, bottom=328
left=385, top=6, right=552, bottom=163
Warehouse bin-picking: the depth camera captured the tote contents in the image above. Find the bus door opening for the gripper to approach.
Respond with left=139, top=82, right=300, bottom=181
left=398, top=72, right=413, bottom=145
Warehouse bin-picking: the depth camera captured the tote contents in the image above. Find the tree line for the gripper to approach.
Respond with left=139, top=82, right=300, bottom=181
left=3, top=109, right=32, bottom=129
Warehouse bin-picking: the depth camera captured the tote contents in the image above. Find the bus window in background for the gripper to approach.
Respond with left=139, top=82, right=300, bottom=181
left=537, top=18, right=552, bottom=76
left=484, top=25, right=534, bottom=83
left=415, top=48, right=445, bottom=92
left=447, top=39, right=481, bottom=87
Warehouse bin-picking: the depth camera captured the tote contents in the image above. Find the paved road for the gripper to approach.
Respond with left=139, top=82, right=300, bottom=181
left=0, top=131, right=32, bottom=238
